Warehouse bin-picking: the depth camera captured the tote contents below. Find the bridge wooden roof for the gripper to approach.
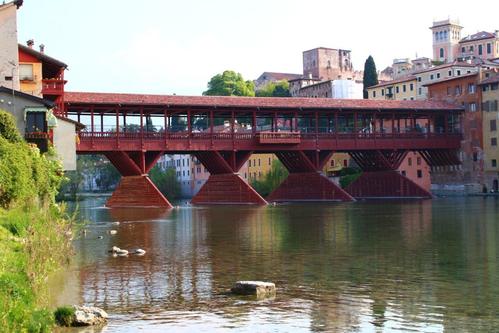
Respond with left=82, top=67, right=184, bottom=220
left=65, top=91, right=462, bottom=111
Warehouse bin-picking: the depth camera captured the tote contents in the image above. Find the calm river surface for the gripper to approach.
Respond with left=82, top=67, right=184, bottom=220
left=52, top=197, right=499, bottom=332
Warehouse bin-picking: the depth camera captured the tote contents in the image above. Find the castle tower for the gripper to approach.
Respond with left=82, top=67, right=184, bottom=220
left=430, top=19, right=463, bottom=63
left=302, top=47, right=354, bottom=81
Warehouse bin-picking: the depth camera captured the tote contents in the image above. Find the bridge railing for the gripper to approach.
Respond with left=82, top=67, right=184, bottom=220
left=78, top=130, right=461, bottom=141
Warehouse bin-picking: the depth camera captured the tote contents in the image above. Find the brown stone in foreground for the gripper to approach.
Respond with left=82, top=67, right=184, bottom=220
left=231, top=281, right=276, bottom=297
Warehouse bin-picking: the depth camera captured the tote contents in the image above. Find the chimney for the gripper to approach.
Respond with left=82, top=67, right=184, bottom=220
left=39, top=44, right=45, bottom=53
left=26, top=39, right=34, bottom=48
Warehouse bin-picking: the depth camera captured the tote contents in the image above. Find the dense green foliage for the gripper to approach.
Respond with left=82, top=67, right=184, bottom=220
left=362, top=55, right=379, bottom=99
left=338, top=167, right=362, bottom=188
left=0, top=109, right=73, bottom=332
left=251, top=160, right=289, bottom=197
left=256, top=80, right=291, bottom=97
left=149, top=166, right=181, bottom=200
left=58, top=155, right=120, bottom=200
left=54, top=306, right=74, bottom=327
left=203, top=70, right=255, bottom=97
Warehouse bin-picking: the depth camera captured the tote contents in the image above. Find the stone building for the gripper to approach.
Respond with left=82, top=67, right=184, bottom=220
left=430, top=19, right=463, bottom=63
left=425, top=73, right=482, bottom=188
left=458, top=31, right=499, bottom=62
left=254, top=72, right=301, bottom=90
left=302, top=47, right=357, bottom=81
left=479, top=71, right=499, bottom=191
left=293, top=79, right=362, bottom=99
left=367, top=76, right=417, bottom=101
left=0, top=1, right=22, bottom=91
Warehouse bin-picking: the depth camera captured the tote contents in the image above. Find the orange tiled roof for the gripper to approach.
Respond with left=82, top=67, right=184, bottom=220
left=65, top=91, right=462, bottom=111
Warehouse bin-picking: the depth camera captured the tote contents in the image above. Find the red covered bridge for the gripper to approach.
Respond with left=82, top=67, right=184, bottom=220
left=64, top=92, right=463, bottom=208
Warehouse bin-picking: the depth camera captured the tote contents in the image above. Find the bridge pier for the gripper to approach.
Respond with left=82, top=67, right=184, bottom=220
left=191, top=151, right=267, bottom=205
left=268, top=151, right=354, bottom=202
left=104, top=151, right=172, bottom=208
left=345, top=150, right=433, bottom=199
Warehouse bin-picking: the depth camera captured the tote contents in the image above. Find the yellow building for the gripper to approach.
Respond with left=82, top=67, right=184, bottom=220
left=367, top=76, right=417, bottom=100
left=247, top=154, right=277, bottom=181
left=323, top=153, right=350, bottom=176
left=480, top=73, right=499, bottom=191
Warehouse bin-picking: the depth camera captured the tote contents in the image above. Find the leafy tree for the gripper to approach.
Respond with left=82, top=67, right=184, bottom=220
left=203, top=70, right=255, bottom=97
left=0, top=110, right=22, bottom=143
left=251, top=159, right=289, bottom=197
left=256, top=80, right=291, bottom=97
left=149, top=166, right=181, bottom=200
left=363, top=55, right=379, bottom=99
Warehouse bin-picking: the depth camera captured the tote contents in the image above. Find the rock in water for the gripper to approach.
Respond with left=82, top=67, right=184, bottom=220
left=109, top=230, right=117, bottom=235
left=231, top=281, right=276, bottom=297
left=72, top=305, right=108, bottom=326
left=116, top=249, right=128, bottom=256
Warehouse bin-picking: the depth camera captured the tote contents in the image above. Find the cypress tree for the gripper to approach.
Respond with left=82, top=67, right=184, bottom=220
left=363, top=55, right=379, bottom=99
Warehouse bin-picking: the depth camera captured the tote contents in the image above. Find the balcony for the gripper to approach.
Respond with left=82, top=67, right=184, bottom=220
left=257, top=131, right=301, bottom=144
left=42, top=79, right=66, bottom=96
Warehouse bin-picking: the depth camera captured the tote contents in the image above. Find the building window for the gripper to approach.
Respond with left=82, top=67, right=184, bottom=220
left=492, top=83, right=499, bottom=91
left=491, top=119, right=497, bottom=131
left=381, top=89, right=384, bottom=96
left=248, top=160, right=251, bottom=167
left=396, top=86, right=400, bottom=93
left=418, top=88, right=422, bottom=95
left=373, top=91, right=376, bottom=98
left=439, top=48, right=444, bottom=58
left=473, top=152, right=478, bottom=162
left=19, top=64, right=34, bottom=81
left=493, top=159, right=497, bottom=168
left=403, top=85, right=406, bottom=92
left=401, top=170, right=406, bottom=176
left=470, top=45, right=474, bottom=52
left=25, top=111, right=46, bottom=133
left=410, top=83, right=414, bottom=91
left=487, top=43, right=492, bottom=54
left=492, top=138, right=497, bottom=146
left=448, top=70, right=452, bottom=76
left=461, top=47, right=465, bottom=53
left=417, top=77, right=421, bottom=82
left=437, top=73, right=441, bottom=79
left=479, top=44, right=483, bottom=55
left=408, top=157, right=412, bottom=166
left=430, top=74, right=434, bottom=80
left=469, top=102, right=477, bottom=112
left=457, top=70, right=461, bottom=76
left=417, top=170, right=423, bottom=178
left=468, top=83, right=475, bottom=94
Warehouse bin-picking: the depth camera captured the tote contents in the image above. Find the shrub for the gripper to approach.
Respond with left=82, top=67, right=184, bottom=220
left=54, top=306, right=74, bottom=327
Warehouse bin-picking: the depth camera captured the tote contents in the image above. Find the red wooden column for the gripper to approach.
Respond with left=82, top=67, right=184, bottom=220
left=267, top=151, right=354, bottom=202
left=104, top=151, right=171, bottom=208
left=191, top=151, right=267, bottom=205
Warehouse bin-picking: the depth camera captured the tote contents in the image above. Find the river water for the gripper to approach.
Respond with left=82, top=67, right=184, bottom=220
left=51, top=197, right=499, bottom=332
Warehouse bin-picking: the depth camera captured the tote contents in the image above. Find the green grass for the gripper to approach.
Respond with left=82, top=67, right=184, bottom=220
left=54, top=306, right=75, bottom=327
left=0, top=203, right=74, bottom=332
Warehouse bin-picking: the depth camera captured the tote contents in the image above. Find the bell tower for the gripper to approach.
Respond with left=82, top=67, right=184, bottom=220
left=430, top=19, right=463, bottom=63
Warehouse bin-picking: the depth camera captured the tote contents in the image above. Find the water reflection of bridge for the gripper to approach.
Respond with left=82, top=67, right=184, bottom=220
left=65, top=92, right=463, bottom=207
left=67, top=201, right=499, bottom=331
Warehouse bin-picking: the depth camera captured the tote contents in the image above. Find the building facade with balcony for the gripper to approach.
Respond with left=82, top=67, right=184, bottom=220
left=367, top=76, right=417, bottom=101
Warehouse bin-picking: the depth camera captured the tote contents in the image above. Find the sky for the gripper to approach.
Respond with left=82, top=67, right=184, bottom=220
left=16, top=0, right=499, bottom=96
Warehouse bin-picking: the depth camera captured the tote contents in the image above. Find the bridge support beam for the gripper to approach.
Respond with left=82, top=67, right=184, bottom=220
left=345, top=150, right=432, bottom=199
left=104, top=151, right=172, bottom=208
left=268, top=151, right=354, bottom=202
left=191, top=151, right=267, bottom=205
left=345, top=171, right=432, bottom=199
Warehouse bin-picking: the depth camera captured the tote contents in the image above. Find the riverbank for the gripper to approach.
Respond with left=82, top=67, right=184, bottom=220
left=0, top=110, right=74, bottom=332
left=0, top=203, right=74, bottom=332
